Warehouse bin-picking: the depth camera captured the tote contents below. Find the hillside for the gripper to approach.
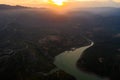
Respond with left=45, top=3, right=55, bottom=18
left=0, top=4, right=28, bottom=9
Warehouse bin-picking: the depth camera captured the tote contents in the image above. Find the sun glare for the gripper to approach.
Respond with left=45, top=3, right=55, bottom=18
left=47, top=0, right=68, bottom=14
left=52, top=0, right=65, bottom=6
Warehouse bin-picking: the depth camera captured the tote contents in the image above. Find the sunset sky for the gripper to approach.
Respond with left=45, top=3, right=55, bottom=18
left=0, top=0, right=120, bottom=7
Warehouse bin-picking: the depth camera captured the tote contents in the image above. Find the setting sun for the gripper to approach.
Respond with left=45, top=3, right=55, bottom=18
left=51, top=0, right=65, bottom=6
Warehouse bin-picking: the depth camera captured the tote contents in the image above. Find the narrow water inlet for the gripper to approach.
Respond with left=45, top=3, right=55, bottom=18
left=54, top=41, right=106, bottom=80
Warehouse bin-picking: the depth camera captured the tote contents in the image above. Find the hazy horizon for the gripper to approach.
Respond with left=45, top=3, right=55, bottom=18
left=0, top=0, right=120, bottom=8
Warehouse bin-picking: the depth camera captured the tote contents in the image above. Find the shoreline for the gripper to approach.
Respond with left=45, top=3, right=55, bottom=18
left=54, top=41, right=105, bottom=80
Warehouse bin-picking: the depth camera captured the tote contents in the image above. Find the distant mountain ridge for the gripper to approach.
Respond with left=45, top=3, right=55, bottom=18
left=0, top=4, right=29, bottom=9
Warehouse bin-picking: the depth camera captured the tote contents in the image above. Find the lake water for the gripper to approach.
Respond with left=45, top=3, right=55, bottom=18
left=54, top=41, right=105, bottom=80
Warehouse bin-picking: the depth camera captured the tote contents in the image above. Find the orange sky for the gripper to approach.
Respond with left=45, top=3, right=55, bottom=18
left=0, top=0, right=120, bottom=7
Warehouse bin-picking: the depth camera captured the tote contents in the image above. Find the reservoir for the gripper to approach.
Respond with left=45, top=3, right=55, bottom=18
left=54, top=41, right=104, bottom=80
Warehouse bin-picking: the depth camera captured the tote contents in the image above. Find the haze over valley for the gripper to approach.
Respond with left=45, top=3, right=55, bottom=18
left=0, top=4, right=120, bottom=80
